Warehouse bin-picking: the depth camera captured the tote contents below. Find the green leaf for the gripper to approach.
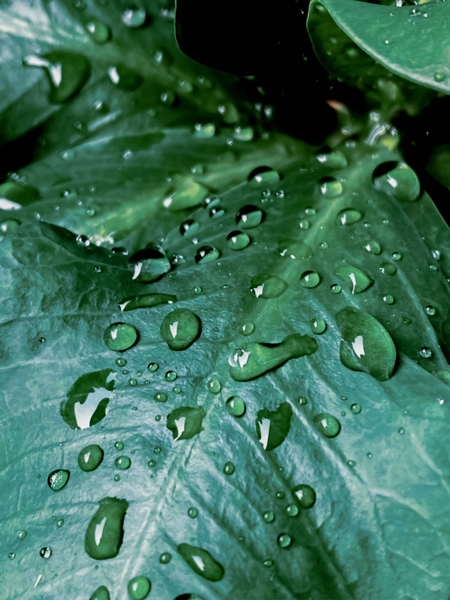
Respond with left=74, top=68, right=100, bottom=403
left=309, top=0, right=450, bottom=94
left=2, top=136, right=450, bottom=598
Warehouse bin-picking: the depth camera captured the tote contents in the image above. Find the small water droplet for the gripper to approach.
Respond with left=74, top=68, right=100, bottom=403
left=115, top=456, right=131, bottom=470
left=127, top=576, right=151, bottom=599
left=129, top=248, right=170, bottom=283
left=160, top=308, right=201, bottom=351
left=263, top=559, right=274, bottom=568
left=330, top=284, right=341, bottom=294
left=89, top=585, right=110, bottom=600
left=420, top=347, right=433, bottom=359
left=147, top=362, right=159, bottom=372
left=299, top=219, right=310, bottom=230
left=298, top=396, right=308, bottom=405
left=256, top=403, right=292, bottom=451
left=392, top=252, right=402, bottom=261
left=336, top=208, right=362, bottom=226
left=379, top=262, right=397, bottom=276
left=223, top=461, right=235, bottom=475
left=193, top=123, right=216, bottom=138
left=300, top=270, right=321, bottom=288
left=154, top=392, right=167, bottom=403
left=207, top=379, right=222, bottom=393
left=366, top=452, right=373, bottom=459
left=363, top=240, right=381, bottom=255
left=236, top=205, right=264, bottom=229
left=315, top=148, right=348, bottom=169
left=116, top=358, right=127, bottom=367
left=317, top=176, right=343, bottom=198
left=251, top=274, right=288, bottom=298
left=286, top=504, right=299, bottom=517
left=159, top=552, right=172, bottom=564
left=314, top=412, right=341, bottom=438
left=57, top=518, right=65, bottom=528
left=115, top=441, right=124, bottom=451
left=226, top=396, right=246, bottom=417
left=347, top=460, right=357, bottom=468
left=263, top=511, right=275, bottom=523
left=310, top=318, right=327, bottom=335
left=383, top=294, right=395, bottom=305
left=165, top=370, right=177, bottom=382
left=121, top=5, right=146, bottom=27
left=334, top=263, right=373, bottom=294
left=17, top=530, right=27, bottom=541
left=434, top=72, right=446, bottom=82
left=78, top=445, right=104, bottom=472
left=350, top=403, right=361, bottom=414
left=85, top=18, right=111, bottom=43
left=277, top=533, right=292, bottom=548
left=227, top=230, right=251, bottom=250
left=426, top=305, right=436, bottom=316
left=240, top=321, right=255, bottom=336
left=188, top=507, right=198, bottom=518
left=291, top=484, right=316, bottom=508
left=40, top=546, right=52, bottom=559
left=373, top=161, right=420, bottom=202
left=179, top=219, right=200, bottom=237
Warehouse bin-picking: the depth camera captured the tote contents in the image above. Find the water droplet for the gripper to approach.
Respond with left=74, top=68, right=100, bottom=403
left=77, top=444, right=105, bottom=473
left=392, top=252, right=402, bottom=261
left=300, top=270, right=321, bottom=288
left=240, top=321, right=255, bottom=336
left=114, top=474, right=121, bottom=482
left=127, top=576, right=151, bottom=599
left=85, top=18, right=111, bottom=43
left=256, top=403, right=292, bottom=451
left=115, top=456, right=131, bottom=470
left=316, top=149, right=348, bottom=169
left=372, top=161, right=420, bottom=202
left=335, top=208, right=362, bottom=226
left=0, top=218, right=21, bottom=238
left=277, top=533, right=292, bottom=548
left=299, top=219, right=310, bottom=230
left=347, top=460, right=356, bottom=468
left=147, top=362, right=159, bottom=372
left=236, top=205, right=264, bottom=229
left=40, top=546, right=52, bottom=559
left=8, top=552, right=15, bottom=559
left=310, top=318, right=327, bottom=334
left=47, top=469, right=70, bottom=492
left=108, top=64, right=142, bottom=90
left=226, top=396, right=246, bottom=417
left=248, top=167, right=280, bottom=187
left=291, top=484, right=316, bottom=508
left=209, top=205, right=225, bottom=219
left=223, top=461, right=235, bottom=475
left=434, top=72, right=446, bottom=82
left=420, top=347, right=433, bottom=359
left=350, top=403, right=361, bottom=414
left=278, top=240, right=313, bottom=260
left=263, top=511, right=275, bottom=523
left=85, top=497, right=129, bottom=560
left=129, top=248, right=170, bottom=283
left=383, top=294, right=395, bottom=305
left=426, top=305, right=436, bottom=316
left=207, top=379, right=222, bottom=393
left=251, top=274, right=288, bottom=298
left=154, top=446, right=161, bottom=454
left=119, top=292, right=176, bottom=312
left=160, top=308, right=201, bottom=351
left=159, top=552, right=172, bottom=564
left=57, top=518, right=65, bottom=528
left=366, top=452, right=373, bottom=459
left=23, top=51, right=91, bottom=103
left=317, top=176, right=343, bottom=198
left=128, top=378, right=137, bottom=387
left=233, top=126, right=254, bottom=141
left=193, top=286, right=203, bottom=295
left=61, top=369, right=115, bottom=429
left=298, top=396, right=308, bottom=405
left=227, top=230, right=251, bottom=250
left=193, top=123, right=216, bottom=138
left=286, top=504, right=299, bottom=517
left=379, top=262, right=397, bottom=276
left=89, top=585, right=111, bottom=600
left=229, top=334, right=317, bottom=381
left=330, top=284, right=342, bottom=294
left=195, top=246, right=220, bottom=264
left=314, top=413, right=341, bottom=438
left=263, top=559, right=274, bottom=568
left=154, top=392, right=168, bottom=403
left=188, top=507, right=198, bottom=518
left=363, top=240, right=381, bottom=255
left=121, top=5, right=146, bottom=27
left=173, top=386, right=182, bottom=394
left=115, top=442, right=124, bottom=451
left=17, top=530, right=27, bottom=541
left=166, top=406, right=206, bottom=440
left=116, top=358, right=127, bottom=367
left=177, top=544, right=225, bottom=582
left=337, top=307, right=397, bottom=381
left=164, top=178, right=208, bottom=212
left=334, top=263, right=373, bottom=294
left=398, top=427, right=405, bottom=435
left=180, top=219, right=200, bottom=237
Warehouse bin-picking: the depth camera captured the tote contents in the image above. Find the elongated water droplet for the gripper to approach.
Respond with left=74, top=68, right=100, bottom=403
left=317, top=176, right=343, bottom=198
left=291, top=484, right=316, bottom=508
left=250, top=274, right=288, bottom=298
left=127, top=576, right=151, bottom=599
left=334, top=263, right=373, bottom=294
left=23, top=51, right=91, bottom=103
left=89, top=585, right=110, bottom=600
left=85, top=18, right=111, bottom=43
left=160, top=308, right=201, bottom=350
left=108, top=65, right=142, bottom=90
left=78, top=444, right=104, bottom=472
left=236, top=205, right=263, bottom=228
left=337, top=307, right=397, bottom=381
left=129, top=248, right=170, bottom=283
left=195, top=246, right=220, bottom=264
left=226, top=396, right=246, bottom=417
left=229, top=334, right=317, bottom=381
left=0, top=180, right=39, bottom=208
left=363, top=240, right=381, bottom=255
left=316, top=149, right=348, bottom=169
left=177, top=544, right=225, bottom=582
left=256, top=403, right=292, bottom=451
left=148, top=362, right=159, bottom=372
left=193, top=123, right=216, bottom=138
left=227, top=230, right=251, bottom=250
left=373, top=161, right=420, bottom=202
left=104, top=323, right=138, bottom=351
left=278, top=240, right=313, bottom=260
left=314, top=413, right=341, bottom=438
left=47, top=469, right=70, bottom=492
left=119, top=292, right=176, bottom=311
left=166, top=406, right=206, bottom=440
left=310, top=318, right=326, bottom=334
left=121, top=5, right=146, bottom=27
left=85, top=497, right=128, bottom=560
left=336, top=208, right=362, bottom=226
left=180, top=219, right=200, bottom=237
left=61, top=369, right=115, bottom=429
left=248, top=167, right=280, bottom=187
left=300, top=270, right=320, bottom=288
left=233, top=126, right=254, bottom=141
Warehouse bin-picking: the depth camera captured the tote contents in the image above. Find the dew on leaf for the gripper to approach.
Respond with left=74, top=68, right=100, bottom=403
left=350, top=403, right=362, bottom=414
left=330, top=284, right=341, bottom=294
left=159, top=552, right=172, bottom=564
left=85, top=18, right=111, bottom=43
left=89, top=585, right=111, bottom=600
left=40, top=546, right=52, bottom=559
left=57, top=518, right=65, bottom=528
left=116, top=358, right=127, bottom=367
left=160, top=308, right=201, bottom=351
left=363, top=240, right=381, bottom=255
left=236, top=205, right=264, bottom=228
left=147, top=362, right=159, bottom=372
left=47, top=469, right=70, bottom=492
left=392, top=252, right=402, bottom=261
left=315, top=149, right=348, bottom=168
left=128, top=378, right=137, bottom=387
left=17, top=530, right=27, bottom=541
left=372, top=161, right=420, bottom=202
left=165, top=370, right=177, bottom=382
left=226, top=396, right=246, bottom=417
left=127, top=576, right=151, bottom=599
left=209, top=206, right=225, bottom=219
left=334, top=263, right=373, bottom=294
left=317, top=176, right=343, bottom=198
left=347, top=460, right=357, bottom=468
left=207, top=379, right=222, bottom=393
left=0, top=218, right=21, bottom=238
left=195, top=246, right=220, bottom=264
left=180, top=219, right=200, bottom=237
left=188, top=507, right=198, bottom=518
left=115, top=456, right=131, bottom=470
left=337, top=307, right=397, bottom=381
left=291, top=484, right=316, bottom=509
left=286, top=504, right=299, bottom=517
left=299, top=219, right=310, bottom=230
left=263, top=511, right=275, bottom=523
left=256, top=403, right=293, bottom=451
left=250, top=274, right=288, bottom=298
left=154, top=392, right=168, bottom=403
left=426, top=305, right=436, bottom=316
left=420, top=347, right=433, bottom=358
left=298, top=396, right=308, bottom=405
left=129, top=248, right=171, bottom=283
left=166, top=406, right=206, bottom=440
left=277, top=534, right=292, bottom=548
left=335, top=208, right=362, bottom=226
left=84, top=497, right=128, bottom=560
left=223, top=461, right=235, bottom=475
left=61, top=369, right=115, bottom=429
left=115, top=441, right=124, bottom=451
left=263, top=559, right=274, bottom=568
left=248, top=166, right=280, bottom=187
left=398, top=427, right=405, bottom=435
left=114, top=474, right=121, bottom=482
left=310, top=318, right=327, bottom=334
left=119, top=292, right=176, bottom=311
left=177, top=544, right=225, bottom=582
left=379, top=262, right=397, bottom=276
left=108, top=65, right=143, bottom=90
left=276, top=491, right=285, bottom=499
left=240, top=321, right=255, bottom=336
left=300, top=270, right=321, bottom=288
left=227, top=230, right=251, bottom=250
left=121, top=6, right=146, bottom=27
left=148, top=460, right=156, bottom=468
left=8, top=552, right=15, bottom=560
left=278, top=240, right=313, bottom=260
left=383, top=295, right=395, bottom=305
left=314, top=413, right=341, bottom=438
left=233, top=126, right=254, bottom=141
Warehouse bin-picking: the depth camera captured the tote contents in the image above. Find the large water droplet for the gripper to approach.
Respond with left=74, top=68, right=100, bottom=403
left=108, top=65, right=142, bottom=90
left=23, top=51, right=91, bottom=103
left=85, top=497, right=128, bottom=560
left=89, top=585, right=110, bottom=600
left=177, top=544, right=225, bottom=582
left=248, top=167, right=280, bottom=187
left=226, top=396, right=246, bottom=417
left=129, top=248, right=171, bottom=283
left=47, top=469, right=70, bottom=492
left=227, top=230, right=251, bottom=250
left=160, top=308, right=201, bottom=350
left=236, top=205, right=263, bottom=228
left=334, top=263, right=373, bottom=294
left=250, top=274, right=288, bottom=299
left=166, top=406, right=206, bottom=440
left=337, top=307, right=397, bottom=381
left=317, top=176, right=343, bottom=198
left=314, top=413, right=341, bottom=438
left=195, top=246, right=220, bottom=264
left=119, top=292, right=176, bottom=311
left=104, top=323, right=138, bottom=351
left=121, top=5, right=146, bottom=27
left=291, top=484, right=316, bottom=508
left=372, top=161, right=420, bottom=202
left=256, top=403, right=292, bottom=451
left=335, top=208, right=362, bottom=226
left=78, top=444, right=104, bottom=472
left=164, top=178, right=209, bottom=212
left=61, top=369, right=115, bottom=429
left=300, top=270, right=321, bottom=288
left=278, top=241, right=313, bottom=260
left=127, top=576, right=151, bottom=599
left=229, top=334, right=317, bottom=381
